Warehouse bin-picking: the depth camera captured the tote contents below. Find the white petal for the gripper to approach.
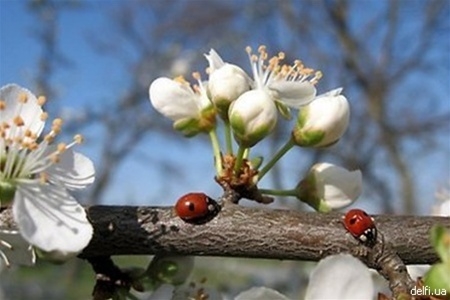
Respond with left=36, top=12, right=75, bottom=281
left=433, top=200, right=450, bottom=216
left=149, top=77, right=199, bottom=121
left=316, top=87, right=343, bottom=98
left=268, top=81, right=316, bottom=108
left=235, top=287, right=290, bottom=300
left=0, top=229, right=36, bottom=267
left=314, top=163, right=363, bottom=209
left=0, top=84, right=45, bottom=138
left=47, top=149, right=95, bottom=190
left=204, top=49, right=225, bottom=72
left=13, top=183, right=93, bottom=254
left=305, top=254, right=374, bottom=299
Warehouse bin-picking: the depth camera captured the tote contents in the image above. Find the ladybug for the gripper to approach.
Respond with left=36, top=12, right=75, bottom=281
left=175, top=193, right=220, bottom=224
left=343, top=209, right=377, bottom=246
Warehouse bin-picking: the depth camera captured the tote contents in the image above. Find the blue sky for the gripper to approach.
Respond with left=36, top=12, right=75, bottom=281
left=1, top=1, right=449, bottom=213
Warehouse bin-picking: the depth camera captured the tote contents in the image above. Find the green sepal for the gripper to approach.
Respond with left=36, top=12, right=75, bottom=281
left=250, top=156, right=264, bottom=170
left=230, top=114, right=273, bottom=148
left=295, top=175, right=331, bottom=212
left=0, top=180, right=17, bottom=206
left=173, top=118, right=201, bottom=137
left=423, top=263, right=450, bottom=293
left=291, top=128, right=325, bottom=147
left=275, top=100, right=292, bottom=120
left=430, top=225, right=450, bottom=263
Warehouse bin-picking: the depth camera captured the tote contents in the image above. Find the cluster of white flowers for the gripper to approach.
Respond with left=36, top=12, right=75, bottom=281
left=149, top=46, right=361, bottom=211
left=0, top=84, right=95, bottom=265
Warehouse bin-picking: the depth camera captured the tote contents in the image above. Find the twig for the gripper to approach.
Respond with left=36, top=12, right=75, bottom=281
left=0, top=204, right=446, bottom=264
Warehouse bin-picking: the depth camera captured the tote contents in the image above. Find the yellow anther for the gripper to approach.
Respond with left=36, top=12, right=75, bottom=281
left=39, top=172, right=49, bottom=184
left=173, top=76, right=188, bottom=85
left=13, top=116, right=25, bottom=127
left=74, top=134, right=84, bottom=144
left=52, top=118, right=63, bottom=127
left=37, top=96, right=46, bottom=106
left=18, top=92, right=28, bottom=103
left=258, top=45, right=266, bottom=54
left=29, top=142, right=38, bottom=150
left=245, top=46, right=252, bottom=54
left=0, top=100, right=5, bottom=110
left=192, top=72, right=201, bottom=81
left=57, top=143, right=67, bottom=153
left=44, top=134, right=55, bottom=143
left=40, top=112, right=49, bottom=121
left=24, top=129, right=32, bottom=137
left=50, top=153, right=60, bottom=164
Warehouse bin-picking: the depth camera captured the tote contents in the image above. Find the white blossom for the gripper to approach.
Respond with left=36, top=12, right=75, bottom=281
left=297, top=162, right=362, bottom=212
left=305, top=254, right=374, bottom=299
left=0, top=84, right=95, bottom=259
left=149, top=75, right=216, bottom=136
left=229, top=45, right=321, bottom=147
left=293, top=88, right=350, bottom=147
left=205, top=49, right=252, bottom=119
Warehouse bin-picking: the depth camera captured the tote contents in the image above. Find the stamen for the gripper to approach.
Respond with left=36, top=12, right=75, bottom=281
left=192, top=72, right=201, bottom=81
left=37, top=96, right=46, bottom=106
left=13, top=116, right=25, bottom=127
left=173, top=76, right=188, bottom=85
left=39, top=172, right=49, bottom=184
left=40, top=112, right=48, bottom=121
left=57, top=143, right=67, bottom=153
left=74, top=134, right=84, bottom=144
left=18, top=92, right=28, bottom=103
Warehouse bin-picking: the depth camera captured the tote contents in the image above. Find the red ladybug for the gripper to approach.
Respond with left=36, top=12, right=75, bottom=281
left=175, top=193, right=220, bottom=224
left=343, top=209, right=377, bottom=246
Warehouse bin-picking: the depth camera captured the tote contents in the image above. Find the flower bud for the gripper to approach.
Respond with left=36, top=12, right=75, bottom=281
left=149, top=77, right=215, bottom=136
left=292, top=88, right=349, bottom=147
left=205, top=49, right=252, bottom=120
left=296, top=162, right=362, bottom=212
left=146, top=255, right=194, bottom=286
left=229, top=90, right=277, bottom=147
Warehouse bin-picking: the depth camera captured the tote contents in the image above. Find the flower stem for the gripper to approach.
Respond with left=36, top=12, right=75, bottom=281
left=224, top=121, right=234, bottom=154
left=259, top=188, right=297, bottom=197
left=257, top=138, right=295, bottom=181
left=209, top=129, right=223, bottom=175
left=233, top=145, right=247, bottom=174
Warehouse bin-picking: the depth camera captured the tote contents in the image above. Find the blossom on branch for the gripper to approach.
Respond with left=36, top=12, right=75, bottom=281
left=229, top=45, right=321, bottom=147
left=0, top=84, right=95, bottom=261
left=292, top=88, right=350, bottom=147
left=296, top=162, right=362, bottom=212
left=149, top=75, right=216, bottom=137
left=205, top=49, right=252, bottom=120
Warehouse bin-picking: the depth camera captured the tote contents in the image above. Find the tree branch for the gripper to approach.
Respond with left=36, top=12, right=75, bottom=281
left=1, top=204, right=446, bottom=265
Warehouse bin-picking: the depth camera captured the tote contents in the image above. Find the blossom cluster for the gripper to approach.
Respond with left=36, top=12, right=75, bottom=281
left=149, top=46, right=361, bottom=211
left=0, top=84, right=95, bottom=266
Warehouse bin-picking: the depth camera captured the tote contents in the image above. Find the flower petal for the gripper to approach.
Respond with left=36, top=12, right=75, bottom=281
left=0, top=229, right=36, bottom=267
left=315, top=163, right=363, bottom=209
left=204, top=49, right=225, bottom=72
left=305, top=254, right=374, bottom=299
left=149, top=77, right=199, bottom=121
left=0, top=84, right=45, bottom=138
left=47, top=149, right=95, bottom=190
left=235, top=287, right=290, bottom=300
left=268, top=81, right=316, bottom=108
left=13, top=183, right=93, bottom=254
